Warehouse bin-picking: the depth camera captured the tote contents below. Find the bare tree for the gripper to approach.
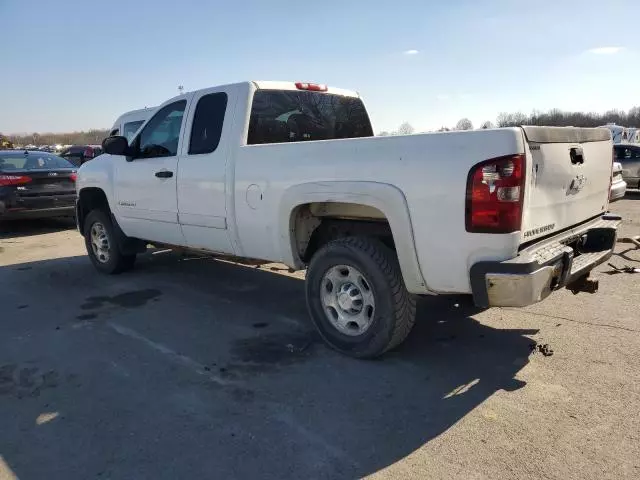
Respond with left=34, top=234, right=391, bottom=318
left=480, top=121, right=494, bottom=129
left=378, top=131, right=391, bottom=136
left=455, top=118, right=473, bottom=130
left=396, top=122, right=414, bottom=135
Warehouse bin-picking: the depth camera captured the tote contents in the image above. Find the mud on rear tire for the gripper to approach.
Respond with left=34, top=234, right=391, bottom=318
left=305, top=236, right=417, bottom=358
left=84, top=209, right=136, bottom=274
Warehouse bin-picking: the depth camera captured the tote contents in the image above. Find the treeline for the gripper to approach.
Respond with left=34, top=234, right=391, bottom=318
left=496, top=107, right=640, bottom=128
left=384, top=106, right=640, bottom=135
left=4, top=129, right=111, bottom=146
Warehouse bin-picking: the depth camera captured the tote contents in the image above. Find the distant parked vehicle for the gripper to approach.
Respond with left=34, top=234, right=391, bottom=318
left=110, top=107, right=156, bottom=142
left=613, top=143, right=640, bottom=189
left=0, top=150, right=77, bottom=220
left=610, top=162, right=627, bottom=201
left=59, top=145, right=103, bottom=167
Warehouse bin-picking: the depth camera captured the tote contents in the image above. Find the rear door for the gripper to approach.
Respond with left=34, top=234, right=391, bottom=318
left=177, top=87, right=234, bottom=253
left=520, top=127, right=613, bottom=243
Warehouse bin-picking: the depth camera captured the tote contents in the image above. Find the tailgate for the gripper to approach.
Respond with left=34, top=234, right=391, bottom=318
left=520, top=126, right=612, bottom=243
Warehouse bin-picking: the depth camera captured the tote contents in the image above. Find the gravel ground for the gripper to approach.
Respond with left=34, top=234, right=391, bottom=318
left=1, top=192, right=638, bottom=480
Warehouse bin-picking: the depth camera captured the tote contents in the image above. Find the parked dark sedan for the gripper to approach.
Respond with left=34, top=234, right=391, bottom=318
left=0, top=150, right=77, bottom=220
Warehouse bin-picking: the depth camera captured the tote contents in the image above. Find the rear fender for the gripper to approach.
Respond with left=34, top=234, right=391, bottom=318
left=278, top=181, right=430, bottom=294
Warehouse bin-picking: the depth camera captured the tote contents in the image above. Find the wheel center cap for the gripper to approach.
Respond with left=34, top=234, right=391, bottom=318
left=337, top=292, right=353, bottom=311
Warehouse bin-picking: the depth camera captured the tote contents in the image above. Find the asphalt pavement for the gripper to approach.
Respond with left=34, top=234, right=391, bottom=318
left=1, top=193, right=639, bottom=480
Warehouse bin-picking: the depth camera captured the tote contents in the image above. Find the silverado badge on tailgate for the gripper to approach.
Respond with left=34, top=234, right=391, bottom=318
left=524, top=223, right=556, bottom=239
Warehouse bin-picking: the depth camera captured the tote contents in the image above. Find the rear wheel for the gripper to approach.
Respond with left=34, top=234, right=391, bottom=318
left=306, top=236, right=416, bottom=358
left=84, top=210, right=136, bottom=274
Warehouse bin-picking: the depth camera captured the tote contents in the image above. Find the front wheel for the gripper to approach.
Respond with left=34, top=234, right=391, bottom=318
left=305, top=236, right=416, bottom=358
left=84, top=210, right=136, bottom=274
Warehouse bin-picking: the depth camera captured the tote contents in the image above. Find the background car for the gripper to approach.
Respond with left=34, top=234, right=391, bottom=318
left=0, top=150, right=77, bottom=220
left=58, top=145, right=103, bottom=166
left=610, top=161, right=627, bottom=201
left=613, top=143, right=640, bottom=189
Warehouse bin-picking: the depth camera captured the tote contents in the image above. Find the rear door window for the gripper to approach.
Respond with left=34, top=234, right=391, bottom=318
left=247, top=90, right=373, bottom=145
left=189, top=92, right=228, bottom=155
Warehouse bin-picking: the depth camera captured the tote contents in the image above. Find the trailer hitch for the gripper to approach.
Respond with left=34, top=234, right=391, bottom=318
left=566, top=274, right=599, bottom=295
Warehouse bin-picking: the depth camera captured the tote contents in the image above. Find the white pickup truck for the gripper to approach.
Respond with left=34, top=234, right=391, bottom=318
left=76, top=81, right=621, bottom=358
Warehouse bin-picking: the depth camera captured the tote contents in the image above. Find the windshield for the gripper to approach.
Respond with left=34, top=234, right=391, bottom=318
left=0, top=151, right=75, bottom=170
left=247, top=90, right=373, bottom=145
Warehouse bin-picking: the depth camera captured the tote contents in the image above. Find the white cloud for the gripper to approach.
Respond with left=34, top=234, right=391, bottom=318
left=586, top=47, right=624, bottom=55
left=436, top=94, right=450, bottom=101
left=403, top=49, right=419, bottom=55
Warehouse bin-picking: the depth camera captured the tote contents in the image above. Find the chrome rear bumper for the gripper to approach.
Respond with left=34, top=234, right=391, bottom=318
left=470, top=214, right=621, bottom=307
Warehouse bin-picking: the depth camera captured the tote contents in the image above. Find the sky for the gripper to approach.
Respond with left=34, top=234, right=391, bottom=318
left=1, top=0, right=639, bottom=134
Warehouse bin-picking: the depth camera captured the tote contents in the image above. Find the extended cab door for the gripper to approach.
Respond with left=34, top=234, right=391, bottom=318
left=114, top=99, right=189, bottom=245
left=176, top=87, right=235, bottom=253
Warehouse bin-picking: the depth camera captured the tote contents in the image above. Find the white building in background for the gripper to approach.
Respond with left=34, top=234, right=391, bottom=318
left=600, top=124, right=640, bottom=143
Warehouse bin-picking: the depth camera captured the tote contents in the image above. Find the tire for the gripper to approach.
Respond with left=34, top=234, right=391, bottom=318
left=84, top=209, right=136, bottom=274
left=306, top=236, right=417, bottom=358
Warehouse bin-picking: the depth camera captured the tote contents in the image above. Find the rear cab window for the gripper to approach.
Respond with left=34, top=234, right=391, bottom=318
left=615, top=146, right=640, bottom=161
left=247, top=89, right=373, bottom=145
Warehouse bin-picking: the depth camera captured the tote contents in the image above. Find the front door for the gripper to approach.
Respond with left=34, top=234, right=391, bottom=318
left=114, top=99, right=189, bottom=245
left=177, top=88, right=234, bottom=253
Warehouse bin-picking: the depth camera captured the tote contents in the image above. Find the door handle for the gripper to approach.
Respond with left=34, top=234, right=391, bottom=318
left=155, top=170, right=173, bottom=178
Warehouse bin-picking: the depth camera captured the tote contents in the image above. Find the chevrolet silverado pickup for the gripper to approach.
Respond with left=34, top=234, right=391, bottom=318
left=76, top=81, right=620, bottom=358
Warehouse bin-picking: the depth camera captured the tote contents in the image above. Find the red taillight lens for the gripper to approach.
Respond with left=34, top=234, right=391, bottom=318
left=0, top=175, right=32, bottom=186
left=295, top=82, right=328, bottom=92
left=70, top=173, right=77, bottom=182
left=465, top=154, right=525, bottom=233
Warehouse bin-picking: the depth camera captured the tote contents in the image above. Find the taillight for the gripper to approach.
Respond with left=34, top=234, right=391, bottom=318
left=295, top=82, right=328, bottom=92
left=465, top=154, right=525, bottom=233
left=70, top=173, right=77, bottom=182
left=83, top=147, right=94, bottom=158
left=0, top=175, right=32, bottom=186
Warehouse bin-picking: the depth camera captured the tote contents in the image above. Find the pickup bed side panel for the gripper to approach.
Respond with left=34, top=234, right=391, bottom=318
left=233, top=128, right=526, bottom=294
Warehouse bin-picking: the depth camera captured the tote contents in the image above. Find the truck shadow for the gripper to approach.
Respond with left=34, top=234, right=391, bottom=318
left=1, top=251, right=539, bottom=479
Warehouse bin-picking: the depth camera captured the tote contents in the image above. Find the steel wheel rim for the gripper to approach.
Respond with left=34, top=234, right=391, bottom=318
left=320, top=265, right=375, bottom=336
left=90, top=222, right=110, bottom=264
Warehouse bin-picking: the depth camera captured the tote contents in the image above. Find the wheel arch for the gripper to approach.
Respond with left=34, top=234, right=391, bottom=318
left=278, top=181, right=429, bottom=294
left=77, top=187, right=111, bottom=236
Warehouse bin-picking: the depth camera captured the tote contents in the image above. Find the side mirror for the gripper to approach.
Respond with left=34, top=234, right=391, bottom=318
left=102, top=136, right=130, bottom=156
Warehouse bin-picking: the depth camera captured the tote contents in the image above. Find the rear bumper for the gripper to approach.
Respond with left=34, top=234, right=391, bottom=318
left=0, top=194, right=76, bottom=220
left=0, top=205, right=75, bottom=220
left=470, top=214, right=621, bottom=307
